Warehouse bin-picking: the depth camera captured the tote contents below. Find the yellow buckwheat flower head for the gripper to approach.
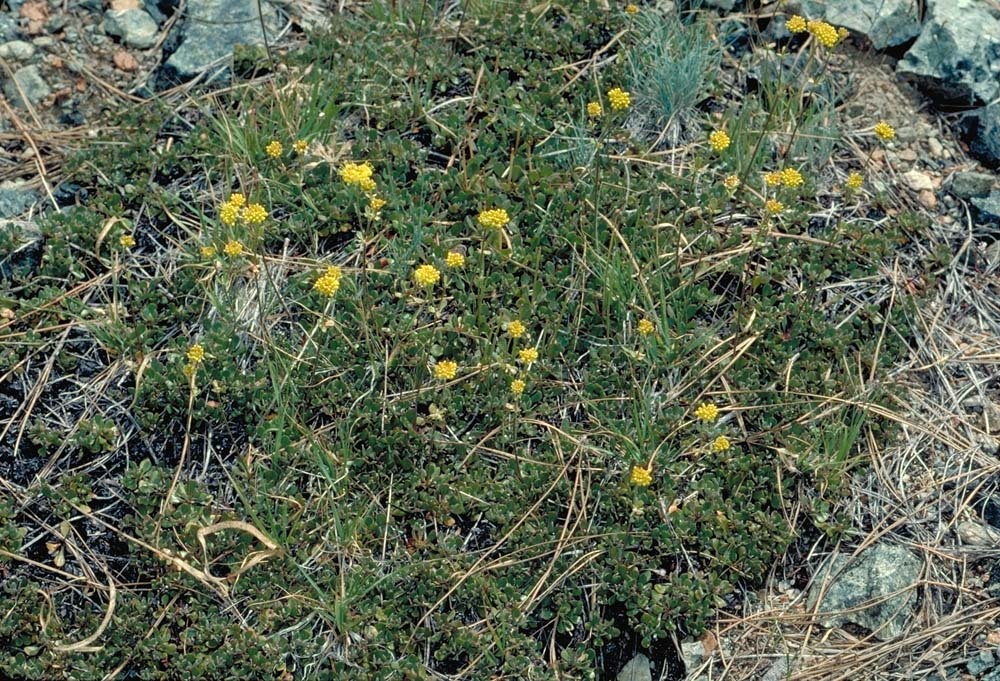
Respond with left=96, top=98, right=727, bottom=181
left=413, top=264, right=440, bottom=288
left=200, top=245, right=216, bottom=258
left=765, top=199, right=784, bottom=214
left=630, top=465, right=652, bottom=487
left=607, top=87, right=631, bottom=111
left=478, top=208, right=510, bottom=230
left=187, top=343, right=205, bottom=363
left=723, top=174, right=740, bottom=191
left=786, top=14, right=807, bottom=33
left=846, top=171, right=864, bottom=190
left=314, top=274, right=340, bottom=297
left=119, top=234, right=135, bottom=248
left=220, top=201, right=240, bottom=226
left=712, top=435, right=731, bottom=453
left=708, top=130, right=731, bottom=152
left=445, top=251, right=465, bottom=269
left=223, top=240, right=243, bottom=257
left=625, top=4, right=638, bottom=15
left=339, top=161, right=374, bottom=186
left=807, top=19, right=840, bottom=48
left=265, top=140, right=283, bottom=159
left=637, top=318, right=654, bottom=336
left=838, top=27, right=849, bottom=41
left=359, top=177, right=377, bottom=193
left=228, top=193, right=246, bottom=208
left=242, top=203, right=268, bottom=225
left=518, top=347, right=539, bottom=364
left=292, top=139, right=309, bottom=154
left=325, top=265, right=342, bottom=280
left=511, top=378, right=526, bottom=396
left=764, top=171, right=783, bottom=187
left=434, top=360, right=458, bottom=381
left=507, top=320, right=527, bottom=339
left=781, top=167, right=804, bottom=188
left=587, top=101, right=603, bottom=118
left=694, top=402, right=719, bottom=423
left=873, top=121, right=895, bottom=142
left=369, top=196, right=387, bottom=212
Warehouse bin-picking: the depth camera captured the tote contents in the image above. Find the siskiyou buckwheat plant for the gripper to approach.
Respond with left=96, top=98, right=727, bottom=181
left=0, top=1, right=928, bottom=679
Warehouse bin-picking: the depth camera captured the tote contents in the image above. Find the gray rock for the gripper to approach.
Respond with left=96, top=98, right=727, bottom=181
left=800, top=0, right=920, bottom=49
left=951, top=172, right=996, bottom=199
left=0, top=183, right=39, bottom=219
left=681, top=640, right=706, bottom=675
left=700, top=0, right=737, bottom=10
left=617, top=653, right=652, bottom=681
left=104, top=8, right=159, bottom=49
left=987, top=241, right=1000, bottom=270
left=968, top=650, right=997, bottom=676
left=0, top=40, right=36, bottom=60
left=973, top=103, right=1000, bottom=168
left=0, top=15, right=17, bottom=42
left=31, top=37, right=55, bottom=48
left=972, top=191, right=1000, bottom=223
left=161, top=0, right=281, bottom=84
left=3, top=65, right=51, bottom=107
left=897, top=0, right=1000, bottom=104
left=806, top=544, right=921, bottom=640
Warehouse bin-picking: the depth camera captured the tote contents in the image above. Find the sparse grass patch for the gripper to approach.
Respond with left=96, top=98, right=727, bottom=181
left=0, top=2, right=934, bottom=679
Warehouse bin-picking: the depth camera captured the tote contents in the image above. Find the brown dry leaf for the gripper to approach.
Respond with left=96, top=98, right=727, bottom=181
left=75, top=79, right=87, bottom=93
left=700, top=631, right=717, bottom=656
left=113, top=50, right=139, bottom=72
left=110, top=0, right=140, bottom=9
left=19, top=1, right=48, bottom=34
left=987, top=629, right=1000, bottom=646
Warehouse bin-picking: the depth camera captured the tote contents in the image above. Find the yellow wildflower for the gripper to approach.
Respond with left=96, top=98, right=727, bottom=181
left=637, top=318, right=654, bottom=336
left=434, top=360, right=458, bottom=381
left=325, top=265, right=342, bottom=280
left=694, top=402, right=719, bottom=423
left=339, top=161, right=375, bottom=186
left=587, top=101, right=603, bottom=117
left=630, top=465, right=652, bottom=487
left=369, top=196, right=387, bottom=212
left=765, top=199, right=784, bottom=214
left=265, top=140, right=283, bottom=159
left=846, top=171, right=864, bottom=190
left=712, top=435, right=731, bottom=453
left=607, top=87, right=631, bottom=111
left=187, top=344, right=205, bottom=363
left=220, top=201, right=240, bottom=226
left=518, top=347, right=539, bottom=364
left=242, top=203, right=268, bottom=225
left=200, top=245, right=216, bottom=258
left=507, top=320, right=527, bottom=339
left=807, top=19, right=840, bottom=48
left=223, top=240, right=243, bottom=256
left=723, top=174, right=740, bottom=191
left=781, top=167, right=804, bottom=188
left=292, top=139, right=309, bottom=154
left=119, top=234, right=135, bottom=249
left=359, top=177, right=377, bottom=193
left=511, top=378, right=526, bottom=396
left=478, top=208, right=510, bottom=230
left=413, top=264, right=441, bottom=288
left=314, top=274, right=340, bottom=297
left=873, top=121, right=895, bottom=142
left=708, top=130, right=730, bottom=152
left=625, top=3, right=638, bottom=14
left=785, top=14, right=806, bottom=33
left=764, top=171, right=783, bottom=187
left=445, top=251, right=465, bottom=268
left=227, top=193, right=246, bottom=208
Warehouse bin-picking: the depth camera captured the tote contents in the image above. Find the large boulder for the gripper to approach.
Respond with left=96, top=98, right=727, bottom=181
left=897, top=0, right=1000, bottom=103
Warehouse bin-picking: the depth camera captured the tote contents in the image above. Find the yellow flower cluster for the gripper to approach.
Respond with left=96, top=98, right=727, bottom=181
left=201, top=245, right=216, bottom=258
left=708, top=130, right=730, bottom=152
left=119, top=234, right=135, bottom=249
left=265, top=140, right=283, bottom=159
left=807, top=19, right=840, bottom=48
left=786, top=15, right=806, bottom=33
left=846, top=171, right=864, bottom=190
left=781, top=167, right=804, bottom=188
left=587, top=101, right=603, bottom=117
left=694, top=402, right=719, bottom=423
left=413, top=264, right=441, bottom=288
left=630, top=465, right=652, bottom=487
left=187, top=343, right=205, bottom=363
left=340, top=161, right=376, bottom=192
left=510, top=378, right=526, bottom=396
left=224, top=240, right=243, bottom=256
left=242, top=203, right=268, bottom=225
left=369, top=196, right=387, bottom=213
left=723, top=174, right=740, bottom=191
left=507, top=320, right=527, bottom=338
left=292, top=139, right=309, bottom=154
left=220, top=201, right=240, bottom=226
left=711, top=435, right=731, bottom=453
left=219, top=193, right=266, bottom=227
left=314, top=265, right=342, bottom=297
left=477, top=208, right=510, bottom=230
left=434, top=360, right=458, bottom=381
left=873, top=121, right=895, bottom=142
left=518, top=347, right=539, bottom=364
left=445, top=251, right=465, bottom=268
left=607, top=87, right=631, bottom=111
left=765, top=171, right=782, bottom=187
left=625, top=3, right=638, bottom=15
left=765, top=199, right=784, bottom=214
left=637, top=318, right=654, bottom=336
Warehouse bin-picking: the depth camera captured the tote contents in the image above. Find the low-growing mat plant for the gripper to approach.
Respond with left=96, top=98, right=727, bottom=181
left=0, top=2, right=934, bottom=679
